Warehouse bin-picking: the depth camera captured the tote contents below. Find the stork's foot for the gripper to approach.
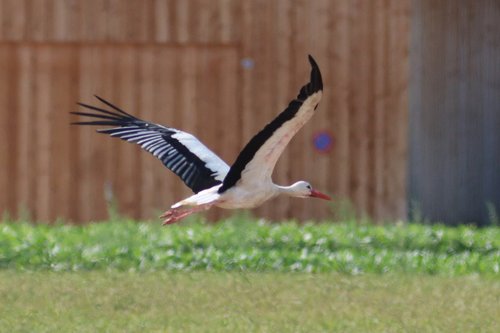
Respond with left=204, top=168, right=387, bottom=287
left=160, top=204, right=213, bottom=225
left=160, top=208, right=189, bottom=225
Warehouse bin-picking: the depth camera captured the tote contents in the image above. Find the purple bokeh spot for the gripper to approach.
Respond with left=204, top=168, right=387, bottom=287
left=241, top=58, right=255, bottom=69
left=313, top=132, right=333, bottom=153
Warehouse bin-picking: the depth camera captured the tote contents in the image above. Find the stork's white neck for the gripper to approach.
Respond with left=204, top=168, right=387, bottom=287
left=275, top=182, right=309, bottom=198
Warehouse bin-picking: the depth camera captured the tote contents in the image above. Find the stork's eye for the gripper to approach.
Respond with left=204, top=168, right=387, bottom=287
left=306, top=185, right=311, bottom=189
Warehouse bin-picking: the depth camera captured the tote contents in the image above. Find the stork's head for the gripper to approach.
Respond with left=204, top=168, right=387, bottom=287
left=290, top=181, right=331, bottom=200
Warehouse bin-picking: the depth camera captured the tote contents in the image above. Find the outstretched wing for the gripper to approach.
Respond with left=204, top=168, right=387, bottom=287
left=219, top=55, right=323, bottom=193
left=72, top=96, right=229, bottom=193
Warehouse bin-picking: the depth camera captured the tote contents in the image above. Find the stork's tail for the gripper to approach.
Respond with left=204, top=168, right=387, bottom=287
left=171, top=185, right=221, bottom=209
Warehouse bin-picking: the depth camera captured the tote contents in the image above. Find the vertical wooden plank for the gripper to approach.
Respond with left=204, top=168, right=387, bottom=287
left=410, top=0, right=453, bottom=222
left=160, top=47, right=181, bottom=215
left=112, top=0, right=154, bottom=42
left=52, top=0, right=81, bottom=41
left=16, top=46, right=35, bottom=218
left=194, top=0, right=214, bottom=43
left=152, top=47, right=178, bottom=213
left=175, top=0, right=192, bottom=43
left=479, top=0, right=500, bottom=223
left=218, top=0, right=240, bottom=43
left=79, top=0, right=107, bottom=42
left=153, top=0, right=173, bottom=42
left=134, top=0, right=155, bottom=42
left=26, top=0, right=53, bottom=41
left=0, top=0, right=27, bottom=41
left=408, top=0, right=422, bottom=221
left=287, top=0, right=309, bottom=220
left=270, top=0, right=292, bottom=219
left=410, top=0, right=443, bottom=221
left=0, top=46, right=7, bottom=212
left=48, top=46, right=79, bottom=220
left=6, top=53, right=19, bottom=216
left=239, top=1, right=258, bottom=162
left=137, top=47, right=157, bottom=218
left=239, top=0, right=276, bottom=219
left=179, top=49, right=198, bottom=135
left=454, top=2, right=479, bottom=222
left=346, top=0, right=371, bottom=217
left=33, top=46, right=52, bottom=221
left=288, top=0, right=338, bottom=220
left=385, top=0, right=409, bottom=220
left=174, top=48, right=198, bottom=203
left=112, top=46, right=142, bottom=218
left=164, top=50, right=186, bottom=203
left=259, top=1, right=282, bottom=220
left=212, top=48, right=240, bottom=219
left=105, top=0, right=127, bottom=42
left=77, top=46, right=106, bottom=221
left=99, top=47, right=122, bottom=220
left=105, top=47, right=121, bottom=220
left=305, top=0, right=335, bottom=221
left=194, top=49, right=220, bottom=221
left=67, top=48, right=82, bottom=221
left=0, top=46, right=8, bottom=207
left=0, top=46, right=16, bottom=215
left=327, top=1, right=351, bottom=209
left=369, top=0, right=389, bottom=220
left=196, top=47, right=240, bottom=221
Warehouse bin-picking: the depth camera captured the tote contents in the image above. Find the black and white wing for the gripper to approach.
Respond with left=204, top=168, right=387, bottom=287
left=219, top=55, right=323, bottom=193
left=72, top=96, right=229, bottom=193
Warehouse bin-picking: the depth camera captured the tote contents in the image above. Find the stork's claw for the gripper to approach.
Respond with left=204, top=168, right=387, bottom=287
left=160, top=210, right=174, bottom=219
left=162, top=217, right=178, bottom=225
left=160, top=209, right=180, bottom=225
left=160, top=204, right=212, bottom=226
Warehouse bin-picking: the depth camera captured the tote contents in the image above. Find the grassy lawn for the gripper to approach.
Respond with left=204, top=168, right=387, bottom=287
left=1, top=219, right=499, bottom=274
left=1, top=219, right=498, bottom=331
left=0, top=271, right=499, bottom=332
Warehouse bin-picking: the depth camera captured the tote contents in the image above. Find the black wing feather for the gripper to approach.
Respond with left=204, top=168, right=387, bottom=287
left=219, top=55, right=323, bottom=193
left=72, top=96, right=227, bottom=193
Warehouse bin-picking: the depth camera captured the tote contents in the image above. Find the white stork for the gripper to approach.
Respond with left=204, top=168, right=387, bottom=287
left=72, top=55, right=330, bottom=224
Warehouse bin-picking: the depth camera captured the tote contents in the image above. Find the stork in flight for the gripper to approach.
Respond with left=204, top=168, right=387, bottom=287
left=72, top=55, right=331, bottom=224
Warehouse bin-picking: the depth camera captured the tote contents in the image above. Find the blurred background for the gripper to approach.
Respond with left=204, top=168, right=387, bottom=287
left=0, top=0, right=498, bottom=225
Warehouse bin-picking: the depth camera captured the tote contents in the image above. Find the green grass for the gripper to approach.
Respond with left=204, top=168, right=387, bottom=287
left=1, top=217, right=499, bottom=274
left=0, top=271, right=498, bottom=332
left=1, top=218, right=499, bottom=331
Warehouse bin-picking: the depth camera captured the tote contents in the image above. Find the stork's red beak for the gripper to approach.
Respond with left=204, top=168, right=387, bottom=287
left=310, top=189, right=332, bottom=201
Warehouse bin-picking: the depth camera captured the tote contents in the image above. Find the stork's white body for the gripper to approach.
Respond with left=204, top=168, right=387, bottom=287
left=217, top=183, right=278, bottom=209
left=172, top=89, right=323, bottom=212
left=74, top=55, right=330, bottom=225
left=173, top=182, right=278, bottom=210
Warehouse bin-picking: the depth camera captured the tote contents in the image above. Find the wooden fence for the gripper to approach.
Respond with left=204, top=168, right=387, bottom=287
left=410, top=0, right=500, bottom=225
left=0, top=0, right=409, bottom=222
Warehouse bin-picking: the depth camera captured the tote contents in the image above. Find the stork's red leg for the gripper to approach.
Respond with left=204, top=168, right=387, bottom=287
left=161, top=209, right=193, bottom=225
left=160, top=204, right=212, bottom=225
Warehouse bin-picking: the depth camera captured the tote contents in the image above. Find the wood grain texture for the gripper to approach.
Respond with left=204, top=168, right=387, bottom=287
left=0, top=46, right=15, bottom=215
left=410, top=0, right=500, bottom=225
left=0, top=0, right=410, bottom=222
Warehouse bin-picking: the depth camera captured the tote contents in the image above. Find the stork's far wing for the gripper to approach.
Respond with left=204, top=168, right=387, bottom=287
left=72, top=96, right=229, bottom=193
left=219, top=55, right=323, bottom=193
